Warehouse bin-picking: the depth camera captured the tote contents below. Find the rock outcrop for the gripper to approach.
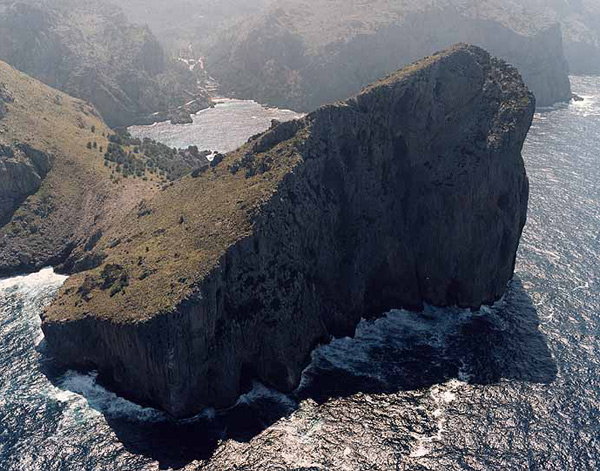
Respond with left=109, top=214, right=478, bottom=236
left=0, top=143, right=51, bottom=223
left=205, top=3, right=571, bottom=109
left=43, top=45, right=534, bottom=418
left=0, top=87, right=52, bottom=220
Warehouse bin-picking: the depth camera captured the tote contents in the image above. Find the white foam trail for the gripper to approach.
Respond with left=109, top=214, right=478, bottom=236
left=0, top=267, right=68, bottom=294
left=410, top=378, right=466, bottom=458
left=52, top=371, right=164, bottom=422
left=0, top=268, right=68, bottom=346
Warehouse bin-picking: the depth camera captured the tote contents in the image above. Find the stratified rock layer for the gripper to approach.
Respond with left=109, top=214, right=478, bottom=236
left=43, top=45, right=534, bottom=417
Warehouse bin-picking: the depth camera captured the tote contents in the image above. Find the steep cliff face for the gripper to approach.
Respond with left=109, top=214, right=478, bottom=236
left=499, top=0, right=600, bottom=75
left=206, top=3, right=570, bottom=109
left=0, top=1, right=211, bottom=127
left=0, top=143, right=51, bottom=223
left=43, top=45, right=534, bottom=418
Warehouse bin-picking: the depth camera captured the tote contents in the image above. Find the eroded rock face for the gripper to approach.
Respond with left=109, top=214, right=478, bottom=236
left=0, top=144, right=51, bottom=223
left=42, top=45, right=534, bottom=417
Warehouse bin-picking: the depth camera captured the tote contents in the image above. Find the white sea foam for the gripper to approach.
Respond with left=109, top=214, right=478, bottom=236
left=0, top=267, right=68, bottom=294
left=0, top=268, right=68, bottom=348
left=410, top=378, right=466, bottom=458
left=53, top=371, right=164, bottom=422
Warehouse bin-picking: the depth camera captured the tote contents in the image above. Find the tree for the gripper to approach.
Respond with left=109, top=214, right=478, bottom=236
left=91, top=125, right=96, bottom=133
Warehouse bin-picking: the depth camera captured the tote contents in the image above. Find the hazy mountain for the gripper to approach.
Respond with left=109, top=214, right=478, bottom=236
left=0, top=0, right=212, bottom=127
left=204, top=0, right=572, bottom=110
left=111, top=0, right=267, bottom=52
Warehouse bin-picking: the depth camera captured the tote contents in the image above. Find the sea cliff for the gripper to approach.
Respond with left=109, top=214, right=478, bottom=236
left=42, top=45, right=535, bottom=417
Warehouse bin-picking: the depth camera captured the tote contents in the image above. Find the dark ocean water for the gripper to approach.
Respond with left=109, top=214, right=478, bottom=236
left=0, top=77, right=599, bottom=470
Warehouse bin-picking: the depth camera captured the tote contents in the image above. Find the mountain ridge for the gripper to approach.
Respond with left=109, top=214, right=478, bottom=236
left=205, top=2, right=570, bottom=111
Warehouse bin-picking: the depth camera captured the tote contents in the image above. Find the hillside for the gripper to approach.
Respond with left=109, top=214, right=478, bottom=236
left=42, top=45, right=534, bottom=417
left=494, top=0, right=600, bottom=75
left=0, top=59, right=161, bottom=276
left=204, top=0, right=571, bottom=110
left=0, top=0, right=212, bottom=127
left=111, top=0, right=267, bottom=53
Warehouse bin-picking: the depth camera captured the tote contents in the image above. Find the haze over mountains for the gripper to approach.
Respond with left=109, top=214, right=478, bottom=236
left=0, top=0, right=212, bottom=127
left=112, top=0, right=599, bottom=107
left=0, top=0, right=597, bottom=123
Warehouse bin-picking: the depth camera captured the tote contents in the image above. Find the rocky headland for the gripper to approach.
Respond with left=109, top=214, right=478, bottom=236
left=40, top=44, right=534, bottom=418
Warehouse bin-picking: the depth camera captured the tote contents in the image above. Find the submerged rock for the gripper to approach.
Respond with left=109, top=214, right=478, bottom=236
left=571, top=93, right=584, bottom=102
left=43, top=44, right=534, bottom=418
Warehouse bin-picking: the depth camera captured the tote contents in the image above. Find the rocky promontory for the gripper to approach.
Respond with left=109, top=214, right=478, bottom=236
left=43, top=44, right=534, bottom=418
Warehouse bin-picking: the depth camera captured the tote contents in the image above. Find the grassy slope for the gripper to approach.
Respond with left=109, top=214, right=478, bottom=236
left=0, top=60, right=157, bottom=273
left=45, top=126, right=308, bottom=323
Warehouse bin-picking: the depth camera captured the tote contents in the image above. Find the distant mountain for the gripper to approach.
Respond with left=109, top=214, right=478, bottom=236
left=110, top=0, right=267, bottom=53
left=539, top=0, right=600, bottom=74
left=487, top=0, right=600, bottom=74
left=0, top=0, right=212, bottom=127
left=204, top=1, right=572, bottom=110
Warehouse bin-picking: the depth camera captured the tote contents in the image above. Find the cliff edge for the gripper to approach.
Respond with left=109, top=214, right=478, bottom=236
left=43, top=44, right=535, bottom=417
